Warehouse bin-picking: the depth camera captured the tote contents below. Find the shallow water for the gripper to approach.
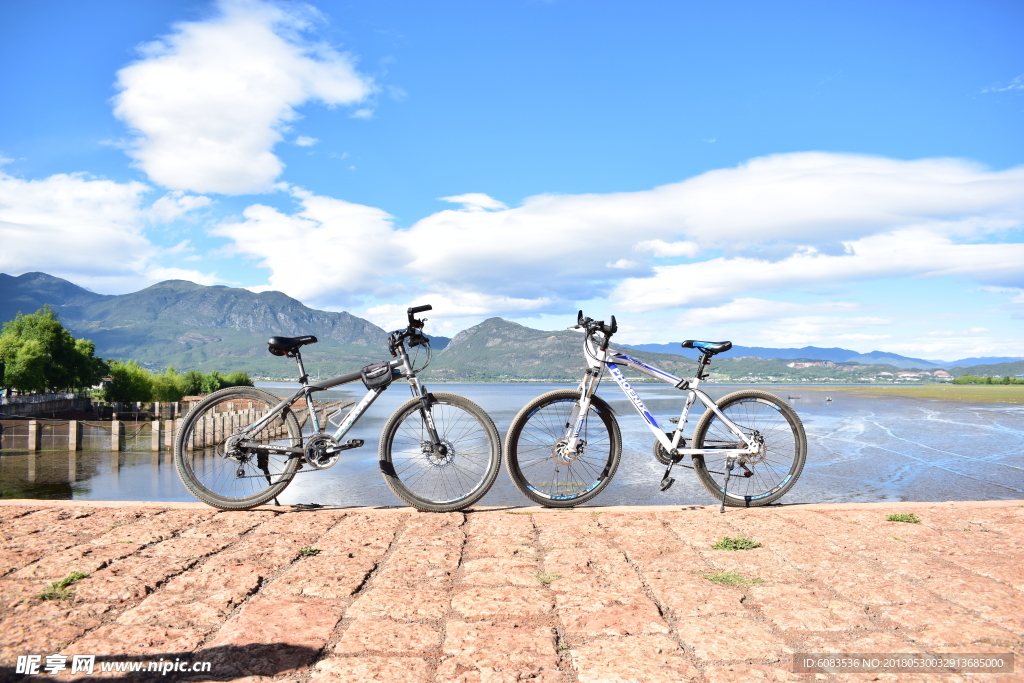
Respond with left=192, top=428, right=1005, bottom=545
left=1, top=383, right=1022, bottom=507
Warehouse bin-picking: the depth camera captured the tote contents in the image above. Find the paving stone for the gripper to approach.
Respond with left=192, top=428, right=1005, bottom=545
left=12, top=542, right=143, bottom=580
left=346, top=588, right=450, bottom=622
left=309, top=656, right=432, bottom=682
left=206, top=595, right=345, bottom=650
left=74, top=555, right=195, bottom=602
left=570, top=634, right=699, bottom=683
left=553, top=589, right=670, bottom=637
left=69, top=623, right=207, bottom=656
left=116, top=565, right=262, bottom=629
left=0, top=600, right=109, bottom=661
left=874, top=603, right=1021, bottom=648
left=451, top=587, right=552, bottom=619
left=702, top=663, right=809, bottom=682
left=644, top=571, right=749, bottom=618
left=264, top=551, right=381, bottom=599
left=334, top=617, right=441, bottom=653
left=746, top=584, right=874, bottom=632
left=460, top=557, right=540, bottom=587
left=180, top=510, right=276, bottom=537
left=675, top=614, right=792, bottom=663
left=436, top=620, right=561, bottom=682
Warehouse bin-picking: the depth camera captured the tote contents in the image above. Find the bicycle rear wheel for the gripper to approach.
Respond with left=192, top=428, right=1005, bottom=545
left=504, top=390, right=621, bottom=507
left=174, top=387, right=302, bottom=510
left=691, top=390, right=806, bottom=507
left=379, top=392, right=501, bottom=512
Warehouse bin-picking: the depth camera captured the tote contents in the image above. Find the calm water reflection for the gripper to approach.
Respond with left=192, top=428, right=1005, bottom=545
left=2, top=383, right=1022, bottom=506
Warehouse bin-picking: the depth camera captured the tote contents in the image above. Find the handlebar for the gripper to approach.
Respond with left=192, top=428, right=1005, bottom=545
left=407, top=304, right=431, bottom=328
left=575, top=310, right=617, bottom=349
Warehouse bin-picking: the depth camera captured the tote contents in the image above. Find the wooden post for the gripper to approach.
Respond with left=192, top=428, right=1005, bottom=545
left=68, top=420, right=81, bottom=451
left=28, top=420, right=40, bottom=451
left=164, top=419, right=175, bottom=450
left=151, top=421, right=161, bottom=451
left=110, top=420, right=123, bottom=451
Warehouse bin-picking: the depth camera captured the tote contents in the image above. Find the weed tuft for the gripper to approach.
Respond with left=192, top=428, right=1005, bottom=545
left=299, top=547, right=321, bottom=557
left=712, top=535, right=761, bottom=551
left=886, top=513, right=921, bottom=524
left=39, top=571, right=89, bottom=601
left=702, top=571, right=764, bottom=587
left=533, top=572, right=561, bottom=586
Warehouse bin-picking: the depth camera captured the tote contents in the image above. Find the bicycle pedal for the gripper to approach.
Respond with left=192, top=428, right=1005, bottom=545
left=343, top=439, right=364, bottom=449
left=660, top=477, right=675, bottom=492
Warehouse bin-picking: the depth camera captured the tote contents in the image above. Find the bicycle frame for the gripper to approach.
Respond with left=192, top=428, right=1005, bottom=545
left=563, top=334, right=759, bottom=458
left=235, top=340, right=433, bottom=456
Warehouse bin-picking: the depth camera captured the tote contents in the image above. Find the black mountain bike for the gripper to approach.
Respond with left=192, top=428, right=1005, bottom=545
left=174, top=305, right=501, bottom=512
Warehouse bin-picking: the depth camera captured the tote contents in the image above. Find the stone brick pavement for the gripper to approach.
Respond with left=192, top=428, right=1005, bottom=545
left=0, top=499, right=1021, bottom=682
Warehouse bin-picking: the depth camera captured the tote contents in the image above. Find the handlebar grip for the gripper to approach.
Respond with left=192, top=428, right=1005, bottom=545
left=609, top=315, right=617, bottom=334
left=408, top=304, right=432, bottom=315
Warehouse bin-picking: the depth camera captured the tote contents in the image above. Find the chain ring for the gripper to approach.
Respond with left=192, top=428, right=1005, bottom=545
left=304, top=433, right=341, bottom=470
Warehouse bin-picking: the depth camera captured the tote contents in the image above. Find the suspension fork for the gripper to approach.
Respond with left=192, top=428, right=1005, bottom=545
left=404, top=355, right=445, bottom=453
left=563, top=368, right=602, bottom=453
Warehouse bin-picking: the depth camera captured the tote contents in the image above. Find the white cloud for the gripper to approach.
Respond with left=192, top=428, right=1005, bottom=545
left=983, top=74, right=1024, bottom=93
left=681, top=298, right=861, bottom=326
left=613, top=229, right=1024, bottom=312
left=294, top=136, right=319, bottom=147
left=364, top=290, right=551, bottom=336
left=114, top=0, right=373, bottom=194
left=439, top=193, right=508, bottom=211
left=149, top=191, right=212, bottom=222
left=212, top=187, right=403, bottom=305
left=635, top=239, right=700, bottom=258
left=0, top=171, right=215, bottom=292
left=215, top=153, right=1023, bottom=330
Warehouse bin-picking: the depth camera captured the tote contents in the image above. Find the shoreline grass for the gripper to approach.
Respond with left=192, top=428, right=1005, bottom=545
left=797, top=384, right=1024, bottom=404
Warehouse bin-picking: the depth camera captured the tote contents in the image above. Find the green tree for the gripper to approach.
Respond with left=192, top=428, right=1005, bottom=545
left=0, top=306, right=107, bottom=392
left=151, top=367, right=186, bottom=402
left=180, top=370, right=204, bottom=396
left=101, top=360, right=154, bottom=402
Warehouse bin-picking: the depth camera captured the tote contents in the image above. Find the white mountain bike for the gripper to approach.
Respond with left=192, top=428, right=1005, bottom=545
left=504, top=311, right=807, bottom=511
left=174, top=305, right=501, bottom=512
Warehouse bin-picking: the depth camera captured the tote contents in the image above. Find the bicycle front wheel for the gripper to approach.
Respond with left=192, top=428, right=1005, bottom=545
left=504, top=390, right=621, bottom=507
left=174, top=386, right=302, bottom=510
left=379, top=392, right=501, bottom=512
left=691, top=390, right=806, bottom=507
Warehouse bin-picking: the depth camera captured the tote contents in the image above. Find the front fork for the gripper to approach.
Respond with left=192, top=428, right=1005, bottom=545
left=562, top=369, right=602, bottom=455
left=407, top=374, right=445, bottom=455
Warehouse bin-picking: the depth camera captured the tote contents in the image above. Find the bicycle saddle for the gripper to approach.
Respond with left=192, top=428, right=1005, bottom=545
left=267, top=335, right=318, bottom=356
left=681, top=340, right=732, bottom=355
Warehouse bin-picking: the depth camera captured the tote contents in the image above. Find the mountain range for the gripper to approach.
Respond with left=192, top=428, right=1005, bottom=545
left=2, top=272, right=1021, bottom=381
left=620, top=343, right=1022, bottom=370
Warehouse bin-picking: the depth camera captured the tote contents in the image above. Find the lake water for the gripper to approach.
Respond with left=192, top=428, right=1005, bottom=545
left=2, top=382, right=1022, bottom=507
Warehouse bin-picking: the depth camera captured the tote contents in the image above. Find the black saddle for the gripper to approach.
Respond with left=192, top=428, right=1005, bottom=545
left=681, top=340, right=732, bottom=355
left=267, top=335, right=318, bottom=356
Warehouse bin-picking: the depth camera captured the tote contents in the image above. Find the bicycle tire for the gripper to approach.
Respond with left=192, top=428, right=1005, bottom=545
left=504, top=389, right=621, bottom=507
left=379, top=392, right=501, bottom=512
left=691, top=390, right=806, bottom=507
left=174, top=386, right=302, bottom=510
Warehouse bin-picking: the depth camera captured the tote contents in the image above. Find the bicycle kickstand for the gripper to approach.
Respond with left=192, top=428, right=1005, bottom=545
left=720, top=456, right=737, bottom=514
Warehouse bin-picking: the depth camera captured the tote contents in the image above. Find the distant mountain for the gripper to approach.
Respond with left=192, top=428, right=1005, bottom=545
left=621, top=341, right=1021, bottom=370
left=422, top=317, right=697, bottom=382
left=2, top=272, right=1018, bottom=380
left=0, top=272, right=391, bottom=375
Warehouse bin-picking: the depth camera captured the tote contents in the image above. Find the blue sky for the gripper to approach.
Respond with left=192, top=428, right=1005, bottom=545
left=1, top=0, right=1022, bottom=359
